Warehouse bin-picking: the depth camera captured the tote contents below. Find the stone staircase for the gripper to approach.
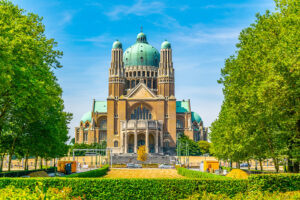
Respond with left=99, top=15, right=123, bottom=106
left=111, top=154, right=176, bottom=164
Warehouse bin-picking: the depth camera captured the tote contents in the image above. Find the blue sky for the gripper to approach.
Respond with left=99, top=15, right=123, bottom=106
left=12, top=0, right=275, bottom=139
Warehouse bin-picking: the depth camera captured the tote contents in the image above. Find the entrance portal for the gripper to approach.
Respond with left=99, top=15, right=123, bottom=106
left=137, top=133, right=145, bottom=148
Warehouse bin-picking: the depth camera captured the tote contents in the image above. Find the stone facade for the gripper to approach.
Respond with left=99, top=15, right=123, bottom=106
left=75, top=32, right=208, bottom=155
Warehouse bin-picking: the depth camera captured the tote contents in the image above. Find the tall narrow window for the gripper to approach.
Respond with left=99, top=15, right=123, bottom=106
left=114, top=141, right=118, bottom=147
left=130, top=105, right=152, bottom=120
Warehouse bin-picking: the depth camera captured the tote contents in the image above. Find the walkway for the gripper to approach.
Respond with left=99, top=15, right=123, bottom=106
left=104, top=168, right=185, bottom=179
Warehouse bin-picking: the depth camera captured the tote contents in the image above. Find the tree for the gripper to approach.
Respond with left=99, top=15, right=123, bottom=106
left=177, top=135, right=201, bottom=156
left=137, top=145, right=148, bottom=162
left=0, top=0, right=71, bottom=171
left=210, top=0, right=299, bottom=172
left=198, top=141, right=211, bottom=155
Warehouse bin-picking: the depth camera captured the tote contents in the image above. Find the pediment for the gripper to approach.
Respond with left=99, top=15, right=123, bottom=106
left=127, top=83, right=157, bottom=99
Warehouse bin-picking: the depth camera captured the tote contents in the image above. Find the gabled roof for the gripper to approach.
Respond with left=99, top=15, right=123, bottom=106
left=126, top=82, right=157, bottom=99
left=176, top=100, right=190, bottom=113
left=94, top=101, right=107, bottom=113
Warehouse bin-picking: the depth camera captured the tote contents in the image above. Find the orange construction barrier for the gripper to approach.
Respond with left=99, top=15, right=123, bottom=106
left=204, top=160, right=219, bottom=172
left=57, top=161, right=77, bottom=173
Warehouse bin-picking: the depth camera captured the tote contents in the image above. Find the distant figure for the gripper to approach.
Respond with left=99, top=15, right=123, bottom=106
left=206, top=168, right=209, bottom=173
left=78, top=162, right=81, bottom=169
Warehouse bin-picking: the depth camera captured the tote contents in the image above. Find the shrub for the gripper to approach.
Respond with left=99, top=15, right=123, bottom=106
left=0, top=182, right=82, bottom=199
left=248, top=173, right=300, bottom=192
left=177, top=167, right=230, bottom=180
left=0, top=178, right=248, bottom=199
left=184, top=191, right=300, bottom=200
left=226, top=169, right=249, bottom=179
left=66, top=165, right=109, bottom=178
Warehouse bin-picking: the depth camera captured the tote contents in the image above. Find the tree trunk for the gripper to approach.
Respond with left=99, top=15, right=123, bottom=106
left=273, top=158, right=279, bottom=173
left=0, top=154, right=4, bottom=172
left=53, top=158, right=56, bottom=168
left=288, top=158, right=293, bottom=172
left=229, top=160, right=232, bottom=169
left=40, top=157, right=43, bottom=169
left=247, top=160, right=250, bottom=170
left=259, top=159, right=263, bottom=171
left=293, top=161, right=299, bottom=173
left=8, top=137, right=17, bottom=172
left=34, top=155, right=38, bottom=170
left=24, top=153, right=29, bottom=171
left=236, top=161, right=240, bottom=169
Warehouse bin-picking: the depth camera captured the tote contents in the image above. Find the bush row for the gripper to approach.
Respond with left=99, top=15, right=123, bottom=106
left=177, top=167, right=230, bottom=179
left=66, top=165, right=109, bottom=178
left=0, top=167, right=56, bottom=177
left=0, top=178, right=248, bottom=199
left=248, top=173, right=300, bottom=192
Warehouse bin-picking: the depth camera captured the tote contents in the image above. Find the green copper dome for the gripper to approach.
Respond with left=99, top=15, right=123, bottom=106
left=191, top=112, right=202, bottom=123
left=112, top=40, right=122, bottom=49
left=161, top=40, right=171, bottom=49
left=123, top=32, right=160, bottom=67
left=81, top=112, right=92, bottom=122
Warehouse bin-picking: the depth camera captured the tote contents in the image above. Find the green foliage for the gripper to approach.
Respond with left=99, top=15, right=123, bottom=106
left=198, top=141, right=211, bottom=155
left=0, top=0, right=71, bottom=171
left=0, top=173, right=299, bottom=199
left=210, top=0, right=300, bottom=172
left=0, top=178, right=248, bottom=199
left=248, top=173, right=300, bottom=192
left=0, top=183, right=81, bottom=199
left=185, top=191, right=300, bottom=200
left=177, top=167, right=230, bottom=180
left=66, top=165, right=109, bottom=178
left=177, top=135, right=202, bottom=156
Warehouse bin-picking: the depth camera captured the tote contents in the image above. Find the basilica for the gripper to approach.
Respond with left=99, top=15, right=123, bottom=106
left=75, top=31, right=208, bottom=155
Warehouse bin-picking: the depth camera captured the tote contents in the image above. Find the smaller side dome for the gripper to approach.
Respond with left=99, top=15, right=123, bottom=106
left=161, top=40, right=171, bottom=49
left=81, top=112, right=92, bottom=122
left=136, top=32, right=148, bottom=43
left=112, top=40, right=122, bottom=49
left=191, top=111, right=202, bottom=123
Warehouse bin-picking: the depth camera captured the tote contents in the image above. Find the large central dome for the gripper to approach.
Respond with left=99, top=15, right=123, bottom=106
left=123, top=32, right=160, bottom=67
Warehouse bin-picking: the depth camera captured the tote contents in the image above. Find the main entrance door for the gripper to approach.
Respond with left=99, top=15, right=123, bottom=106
left=137, top=133, right=145, bottom=148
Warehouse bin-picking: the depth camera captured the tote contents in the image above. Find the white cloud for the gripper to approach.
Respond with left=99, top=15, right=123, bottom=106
left=105, top=0, right=165, bottom=20
left=59, top=11, right=75, bottom=26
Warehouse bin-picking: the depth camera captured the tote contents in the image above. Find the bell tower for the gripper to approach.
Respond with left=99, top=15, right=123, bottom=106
left=158, top=40, right=174, bottom=97
left=108, top=40, right=125, bottom=97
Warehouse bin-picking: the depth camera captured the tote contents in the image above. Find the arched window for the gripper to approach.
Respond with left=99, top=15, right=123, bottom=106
left=176, top=120, right=184, bottom=129
left=114, top=141, right=118, bottom=147
left=147, top=79, right=151, bottom=88
left=85, top=123, right=89, bottom=128
left=99, top=120, right=107, bottom=130
left=164, top=141, right=169, bottom=148
left=153, top=79, right=157, bottom=89
left=131, top=80, right=135, bottom=88
left=130, top=105, right=152, bottom=120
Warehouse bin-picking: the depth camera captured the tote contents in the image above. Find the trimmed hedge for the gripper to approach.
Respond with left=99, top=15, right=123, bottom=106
left=248, top=174, right=300, bottom=192
left=66, top=165, right=109, bottom=178
left=0, top=167, right=56, bottom=177
left=0, top=178, right=248, bottom=199
left=177, top=167, right=230, bottom=179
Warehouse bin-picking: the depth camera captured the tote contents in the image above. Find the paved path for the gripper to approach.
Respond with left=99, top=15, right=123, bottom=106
left=104, top=168, right=185, bottom=179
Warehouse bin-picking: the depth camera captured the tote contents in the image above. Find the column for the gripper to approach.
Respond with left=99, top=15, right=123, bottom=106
left=160, top=130, right=163, bottom=153
left=155, top=130, right=159, bottom=153
left=134, top=130, right=137, bottom=153
left=146, top=129, right=149, bottom=153
left=124, top=132, right=128, bottom=153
